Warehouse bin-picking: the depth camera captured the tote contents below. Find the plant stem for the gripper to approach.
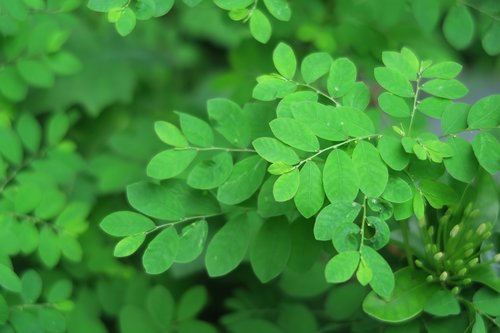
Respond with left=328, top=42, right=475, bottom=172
left=439, top=127, right=499, bottom=139
left=146, top=213, right=224, bottom=235
left=359, top=196, right=367, bottom=253
left=401, top=219, right=415, bottom=270
left=174, top=146, right=255, bottom=153
left=297, top=82, right=341, bottom=106
left=296, top=134, right=382, bottom=168
left=408, top=63, right=423, bottom=137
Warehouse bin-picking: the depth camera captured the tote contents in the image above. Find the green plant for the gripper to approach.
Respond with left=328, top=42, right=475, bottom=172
left=100, top=43, right=500, bottom=330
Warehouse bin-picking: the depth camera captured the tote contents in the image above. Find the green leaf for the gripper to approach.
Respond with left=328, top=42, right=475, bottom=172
left=101, top=211, right=155, bottom=237
left=146, top=149, right=197, bottom=180
left=467, top=94, right=500, bottom=129
left=378, top=136, right=410, bottom=171
left=207, top=98, right=250, bottom=148
left=175, top=220, right=208, bottom=263
left=294, top=162, right=324, bottom=218
left=443, top=5, right=474, bottom=50
left=251, top=218, right=291, bottom=282
left=422, top=61, right=462, bottom=79
left=472, top=314, right=486, bottom=333
left=214, top=0, right=252, bottom=10
left=252, top=137, right=300, bottom=165
left=482, top=21, right=500, bottom=56
left=441, top=103, right=469, bottom=135
left=471, top=132, right=500, bottom=174
left=16, top=113, right=41, bottom=153
left=417, top=97, right=452, bottom=119
left=378, top=92, right=411, bottom=118
left=325, top=283, right=368, bottom=321
left=38, top=226, right=61, bottom=268
left=333, top=223, right=361, bottom=252
left=421, top=79, right=468, bottom=99
left=21, top=270, right=42, bottom=303
left=249, top=9, right=272, bottom=43
left=291, top=101, right=347, bottom=141
left=323, top=150, right=359, bottom=202
left=0, top=263, right=22, bottom=292
left=217, top=155, right=267, bottom=205
left=0, top=126, right=23, bottom=165
left=177, top=285, right=208, bottom=321
left=382, top=51, right=417, bottom=81
left=327, top=58, right=357, bottom=98
left=267, top=161, right=295, bottom=175
left=419, top=180, right=459, bottom=208
left=113, top=234, right=146, bottom=257
left=253, top=75, right=297, bottom=101
left=382, top=177, right=412, bottom=203
left=325, top=251, right=360, bottom=283
left=343, top=82, right=371, bottom=111
left=362, top=246, right=394, bottom=299
left=356, top=259, right=373, bottom=286
left=411, top=0, right=439, bottom=32
left=177, top=112, right=214, bottom=147
left=46, top=112, right=69, bottom=146
left=444, top=137, right=478, bottom=183
left=115, top=8, right=136, bottom=36
left=473, top=287, right=500, bottom=316
left=273, top=168, right=300, bottom=202
left=363, top=267, right=437, bottom=322
left=258, top=177, right=294, bottom=217
left=87, top=0, right=128, bottom=12
left=300, top=52, right=332, bottom=84
left=352, top=141, right=388, bottom=198
left=206, top=215, right=251, bottom=277
left=314, top=202, right=361, bottom=241
left=374, top=67, right=414, bottom=98
left=273, top=42, right=296, bottom=79
left=47, top=279, right=72, bottom=303
left=154, top=121, right=188, bottom=147
left=146, top=286, right=175, bottom=330
left=127, top=181, right=185, bottom=220
left=48, top=51, right=82, bottom=76
left=277, top=304, right=318, bottom=333
left=39, top=308, right=66, bottom=333
left=413, top=192, right=425, bottom=220
left=17, top=59, right=55, bottom=88
left=424, top=290, right=460, bottom=317
left=269, top=118, right=319, bottom=152
left=152, top=0, right=174, bottom=16
left=0, top=294, right=7, bottom=325
left=277, top=91, right=318, bottom=117
left=10, top=310, right=43, bottom=333
left=187, top=152, right=233, bottom=189
left=0, top=67, right=28, bottom=102
left=364, top=216, right=390, bottom=250
left=263, top=0, right=291, bottom=21
left=142, top=227, right=179, bottom=274
left=177, top=320, right=217, bottom=333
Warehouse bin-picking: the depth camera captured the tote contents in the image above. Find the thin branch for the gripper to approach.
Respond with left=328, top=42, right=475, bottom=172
left=174, top=146, right=256, bottom=153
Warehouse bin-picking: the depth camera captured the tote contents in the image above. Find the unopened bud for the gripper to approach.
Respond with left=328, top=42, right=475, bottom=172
left=439, top=271, right=448, bottom=281
left=450, top=225, right=460, bottom=238
left=464, top=249, right=474, bottom=257
left=464, top=203, right=473, bottom=216
left=494, top=254, right=500, bottom=263
left=426, top=275, right=434, bottom=282
left=457, top=268, right=467, bottom=276
left=464, top=231, right=473, bottom=240
left=468, top=258, right=479, bottom=267
left=482, top=232, right=492, bottom=240
left=433, top=252, right=444, bottom=261
left=464, top=242, right=474, bottom=250
left=431, top=244, right=438, bottom=253
left=451, top=287, right=460, bottom=295
left=463, top=278, right=472, bottom=285
left=476, top=223, right=487, bottom=235
left=415, top=260, right=424, bottom=268
left=454, top=259, right=464, bottom=267
left=428, top=226, right=435, bottom=237
left=470, top=209, right=480, bottom=219
left=425, top=244, right=432, bottom=253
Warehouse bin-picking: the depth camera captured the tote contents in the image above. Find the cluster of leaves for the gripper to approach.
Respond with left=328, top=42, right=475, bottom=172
left=101, top=41, right=500, bottom=329
left=0, top=0, right=82, bottom=102
left=86, top=0, right=291, bottom=41
left=0, top=111, right=91, bottom=331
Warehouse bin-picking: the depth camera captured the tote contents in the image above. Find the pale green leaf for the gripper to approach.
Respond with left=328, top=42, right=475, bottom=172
left=0, top=263, right=22, bottom=293
left=314, top=202, right=361, bottom=241
left=422, top=61, right=462, bottom=79
left=147, top=149, right=197, bottom=180
left=294, top=162, right=324, bottom=218
left=273, top=168, right=300, bottom=202
left=291, top=101, right=347, bottom=141
left=444, top=137, right=478, bottom=183
left=177, top=112, right=214, bottom=147
left=114, top=234, right=146, bottom=257
left=175, top=220, right=208, bottom=263
left=273, top=42, right=296, bottom=79
left=382, top=51, right=417, bottom=80
left=352, top=141, right=388, bottom=198
left=17, top=59, right=54, bottom=88
left=378, top=92, right=411, bottom=118
left=142, top=227, right=179, bottom=274
left=421, top=79, right=468, bottom=99
left=263, top=0, right=291, bottom=21
left=270, top=118, right=319, bottom=152
left=214, top=0, right=252, bottom=10
left=101, top=211, right=155, bottom=237
left=467, top=94, right=500, bottom=129
left=187, top=152, right=233, bottom=189
left=115, top=8, right=136, bottom=37
left=323, top=150, right=359, bottom=202
left=207, top=98, right=251, bottom=148
left=327, top=58, right=357, bottom=98
left=16, top=113, right=41, bottom=153
left=382, top=177, right=412, bottom=203
left=325, top=251, right=360, bottom=283
left=249, top=9, right=272, bottom=43
left=154, top=121, right=188, bottom=147
left=343, top=82, right=370, bottom=111
left=441, top=103, right=469, bottom=135
left=300, top=52, right=332, bottom=84
left=378, top=136, right=409, bottom=171
left=374, top=67, right=414, bottom=98
left=252, top=137, right=300, bottom=165
left=472, top=132, right=500, bottom=174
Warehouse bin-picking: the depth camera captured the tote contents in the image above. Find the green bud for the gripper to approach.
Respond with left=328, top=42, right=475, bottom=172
left=428, top=226, right=435, bottom=237
left=431, top=244, right=438, bottom=253
left=451, top=287, right=460, bottom=295
left=464, top=203, right=473, bottom=216
left=454, top=259, right=464, bottom=267
left=494, top=254, right=500, bottom=263
left=450, top=225, right=460, bottom=238
left=482, top=231, right=492, bottom=240
left=463, top=278, right=472, bottom=285
left=426, top=275, right=434, bottom=282
left=464, top=231, right=473, bottom=240
left=467, top=258, right=479, bottom=267
left=464, top=242, right=474, bottom=250
left=415, top=260, right=424, bottom=268
left=433, top=252, right=444, bottom=261
left=469, top=209, right=480, bottom=219
left=457, top=268, right=467, bottom=276
left=476, top=223, right=487, bottom=235
left=425, top=244, right=432, bottom=253
left=439, top=271, right=448, bottom=281
left=464, top=249, right=474, bottom=257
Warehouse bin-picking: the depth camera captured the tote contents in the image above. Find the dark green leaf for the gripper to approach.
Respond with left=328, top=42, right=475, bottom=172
left=142, top=227, right=179, bottom=274
left=314, top=202, right=361, bottom=241
left=443, top=5, right=474, bottom=49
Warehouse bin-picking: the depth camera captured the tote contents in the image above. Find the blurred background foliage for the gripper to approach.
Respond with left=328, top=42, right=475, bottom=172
left=0, top=0, right=498, bottom=332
